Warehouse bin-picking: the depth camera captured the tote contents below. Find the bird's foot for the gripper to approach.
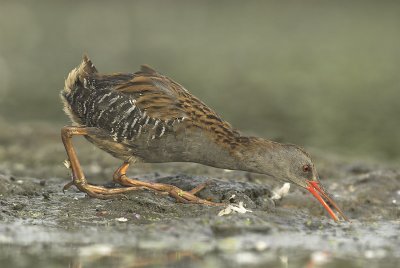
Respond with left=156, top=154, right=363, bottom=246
left=62, top=178, right=141, bottom=199
left=113, top=172, right=221, bottom=206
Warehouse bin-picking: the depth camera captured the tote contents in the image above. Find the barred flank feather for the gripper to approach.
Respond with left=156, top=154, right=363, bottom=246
left=60, top=55, right=242, bottom=164
left=60, top=55, right=176, bottom=144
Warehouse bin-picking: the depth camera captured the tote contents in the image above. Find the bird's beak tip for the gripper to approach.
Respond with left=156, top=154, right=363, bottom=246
left=306, top=180, right=349, bottom=222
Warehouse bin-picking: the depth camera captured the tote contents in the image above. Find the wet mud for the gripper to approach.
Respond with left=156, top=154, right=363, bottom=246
left=0, top=122, right=399, bottom=267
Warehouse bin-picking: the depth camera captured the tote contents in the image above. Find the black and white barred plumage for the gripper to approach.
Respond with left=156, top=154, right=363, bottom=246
left=60, top=56, right=230, bottom=164
left=62, top=82, right=172, bottom=143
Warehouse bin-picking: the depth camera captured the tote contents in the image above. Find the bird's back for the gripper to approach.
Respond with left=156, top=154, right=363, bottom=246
left=61, top=56, right=242, bottom=167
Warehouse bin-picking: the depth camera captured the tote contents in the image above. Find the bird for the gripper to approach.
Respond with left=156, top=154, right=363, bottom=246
left=60, top=55, right=348, bottom=222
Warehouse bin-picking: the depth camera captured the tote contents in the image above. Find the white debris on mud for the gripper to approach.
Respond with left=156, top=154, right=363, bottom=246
left=271, top=183, right=291, bottom=200
left=218, top=201, right=252, bottom=216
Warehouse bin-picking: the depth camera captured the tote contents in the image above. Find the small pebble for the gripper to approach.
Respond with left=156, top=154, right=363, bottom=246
left=12, top=203, right=26, bottom=211
left=233, top=252, right=259, bottom=265
left=79, top=244, right=113, bottom=257
left=254, top=241, right=269, bottom=251
left=310, top=251, right=331, bottom=265
left=96, top=211, right=108, bottom=217
left=279, top=256, right=288, bottom=267
left=42, top=192, right=50, bottom=200
left=115, top=217, right=128, bottom=222
left=0, top=234, right=12, bottom=243
left=39, top=180, right=46, bottom=186
left=364, top=249, right=386, bottom=259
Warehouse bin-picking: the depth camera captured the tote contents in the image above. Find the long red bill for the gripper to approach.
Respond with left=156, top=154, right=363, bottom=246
left=306, top=180, right=349, bottom=222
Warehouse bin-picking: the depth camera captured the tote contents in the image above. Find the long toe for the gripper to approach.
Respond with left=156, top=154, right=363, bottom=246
left=62, top=181, right=74, bottom=192
left=67, top=182, right=141, bottom=199
left=188, top=182, right=209, bottom=195
left=169, top=187, right=223, bottom=206
left=116, top=174, right=223, bottom=206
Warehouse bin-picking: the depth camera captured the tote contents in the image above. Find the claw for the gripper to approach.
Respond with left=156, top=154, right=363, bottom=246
left=63, top=181, right=74, bottom=193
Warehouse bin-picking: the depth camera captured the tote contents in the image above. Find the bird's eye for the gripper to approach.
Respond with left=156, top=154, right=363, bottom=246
left=302, top=164, right=311, bottom=172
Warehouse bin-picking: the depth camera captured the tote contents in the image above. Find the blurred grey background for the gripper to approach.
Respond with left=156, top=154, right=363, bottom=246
left=0, top=0, right=399, bottom=162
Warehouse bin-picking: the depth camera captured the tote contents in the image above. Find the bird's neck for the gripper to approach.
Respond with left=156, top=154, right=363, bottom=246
left=181, top=132, right=285, bottom=178
left=226, top=136, right=284, bottom=177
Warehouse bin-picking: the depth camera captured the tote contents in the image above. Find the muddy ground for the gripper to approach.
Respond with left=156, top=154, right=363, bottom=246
left=0, top=122, right=399, bottom=268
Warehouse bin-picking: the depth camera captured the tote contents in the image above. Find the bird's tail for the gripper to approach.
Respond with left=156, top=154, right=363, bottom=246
left=63, top=54, right=98, bottom=94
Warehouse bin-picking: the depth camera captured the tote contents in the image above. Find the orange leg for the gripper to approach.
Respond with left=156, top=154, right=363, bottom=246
left=61, top=126, right=141, bottom=199
left=113, top=162, right=222, bottom=206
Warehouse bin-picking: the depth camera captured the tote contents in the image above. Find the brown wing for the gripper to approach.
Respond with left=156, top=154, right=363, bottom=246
left=93, top=65, right=241, bottom=146
left=111, top=65, right=187, bottom=121
left=107, top=66, right=228, bottom=123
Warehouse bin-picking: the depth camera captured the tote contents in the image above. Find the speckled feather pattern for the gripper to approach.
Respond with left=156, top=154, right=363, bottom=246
left=60, top=56, right=254, bottom=167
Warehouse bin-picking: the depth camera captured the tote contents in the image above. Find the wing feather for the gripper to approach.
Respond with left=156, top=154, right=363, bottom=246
left=113, top=67, right=187, bottom=121
left=91, top=65, right=241, bottom=145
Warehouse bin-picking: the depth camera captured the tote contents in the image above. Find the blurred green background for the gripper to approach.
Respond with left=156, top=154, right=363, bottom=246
left=0, top=0, right=399, bottom=162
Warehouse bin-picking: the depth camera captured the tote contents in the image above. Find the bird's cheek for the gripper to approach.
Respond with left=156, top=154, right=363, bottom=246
left=312, top=169, right=319, bottom=180
left=288, top=174, right=308, bottom=188
left=287, top=176, right=302, bottom=187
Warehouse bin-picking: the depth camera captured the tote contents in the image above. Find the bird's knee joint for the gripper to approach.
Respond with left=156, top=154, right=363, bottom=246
left=75, top=176, right=86, bottom=185
left=113, top=173, right=124, bottom=181
left=61, top=127, right=74, bottom=139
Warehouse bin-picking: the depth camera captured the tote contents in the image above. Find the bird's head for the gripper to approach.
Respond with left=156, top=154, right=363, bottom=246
left=239, top=139, right=348, bottom=222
